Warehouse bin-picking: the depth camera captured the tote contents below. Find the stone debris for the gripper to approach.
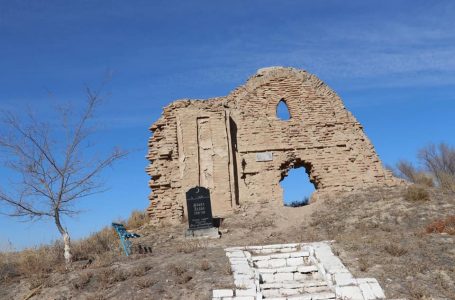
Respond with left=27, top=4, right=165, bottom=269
left=212, top=242, right=386, bottom=300
left=146, top=67, right=402, bottom=224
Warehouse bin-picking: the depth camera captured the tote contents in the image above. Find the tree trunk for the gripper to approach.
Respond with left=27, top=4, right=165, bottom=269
left=62, top=232, right=72, bottom=264
left=55, top=211, right=72, bottom=264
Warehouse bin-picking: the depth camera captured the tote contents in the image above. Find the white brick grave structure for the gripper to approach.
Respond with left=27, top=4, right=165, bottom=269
left=212, top=242, right=386, bottom=300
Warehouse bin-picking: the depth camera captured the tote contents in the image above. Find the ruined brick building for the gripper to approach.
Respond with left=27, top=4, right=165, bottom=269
left=146, top=67, right=399, bottom=223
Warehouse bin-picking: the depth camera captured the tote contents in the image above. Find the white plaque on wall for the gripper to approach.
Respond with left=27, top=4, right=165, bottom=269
left=256, top=152, right=273, bottom=162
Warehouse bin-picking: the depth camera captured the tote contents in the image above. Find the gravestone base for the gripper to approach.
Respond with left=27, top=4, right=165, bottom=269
left=185, top=227, right=220, bottom=239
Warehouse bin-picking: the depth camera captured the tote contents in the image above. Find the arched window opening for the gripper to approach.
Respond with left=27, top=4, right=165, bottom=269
left=276, top=99, right=291, bottom=120
left=280, top=167, right=315, bottom=207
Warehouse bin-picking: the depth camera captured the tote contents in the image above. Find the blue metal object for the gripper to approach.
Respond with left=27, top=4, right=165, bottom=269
left=112, top=223, right=140, bottom=256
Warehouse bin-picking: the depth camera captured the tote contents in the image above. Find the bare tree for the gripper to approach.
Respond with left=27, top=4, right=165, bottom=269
left=419, top=143, right=455, bottom=191
left=0, top=89, right=127, bottom=264
left=396, top=160, right=434, bottom=187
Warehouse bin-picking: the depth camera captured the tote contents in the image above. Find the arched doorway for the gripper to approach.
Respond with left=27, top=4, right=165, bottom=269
left=280, top=162, right=316, bottom=207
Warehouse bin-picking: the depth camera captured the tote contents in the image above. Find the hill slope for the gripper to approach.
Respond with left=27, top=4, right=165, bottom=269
left=1, top=186, right=454, bottom=299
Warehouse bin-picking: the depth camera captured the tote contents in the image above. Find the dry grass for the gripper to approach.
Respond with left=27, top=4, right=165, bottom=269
left=425, top=215, right=455, bottom=235
left=0, top=240, right=66, bottom=283
left=125, top=210, right=150, bottom=229
left=72, top=227, right=119, bottom=262
left=135, top=277, right=154, bottom=289
left=200, top=260, right=210, bottom=271
left=72, top=272, right=93, bottom=290
left=384, top=243, right=408, bottom=257
left=307, top=187, right=455, bottom=299
left=404, top=185, right=430, bottom=202
left=175, top=240, right=207, bottom=254
left=0, top=210, right=150, bottom=283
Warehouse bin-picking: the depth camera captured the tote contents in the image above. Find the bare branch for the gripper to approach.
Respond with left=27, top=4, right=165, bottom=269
left=0, top=83, right=127, bottom=263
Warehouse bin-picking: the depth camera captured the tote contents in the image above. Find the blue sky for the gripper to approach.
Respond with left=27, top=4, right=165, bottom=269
left=0, top=0, right=454, bottom=250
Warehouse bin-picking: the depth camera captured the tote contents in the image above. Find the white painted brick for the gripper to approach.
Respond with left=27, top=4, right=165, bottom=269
left=254, top=260, right=269, bottom=268
left=244, top=245, right=263, bottom=250
left=297, top=265, right=318, bottom=273
left=255, top=258, right=286, bottom=268
left=287, top=257, right=304, bottom=266
left=251, top=255, right=271, bottom=261
left=276, top=266, right=298, bottom=273
left=279, top=247, right=298, bottom=253
left=231, top=264, right=252, bottom=274
left=270, top=253, right=291, bottom=259
left=358, top=282, right=376, bottom=300
left=234, top=273, right=254, bottom=280
left=256, top=248, right=276, bottom=254
left=280, top=288, right=301, bottom=296
left=213, top=289, right=234, bottom=297
left=257, top=268, right=276, bottom=274
left=290, top=251, right=310, bottom=258
left=334, top=272, right=356, bottom=286
left=281, top=282, right=305, bottom=289
left=262, top=243, right=299, bottom=249
left=293, top=272, right=306, bottom=281
left=309, top=256, right=318, bottom=265
left=308, top=291, right=336, bottom=299
left=235, top=288, right=257, bottom=296
left=230, top=258, right=249, bottom=265
left=356, top=278, right=385, bottom=299
left=287, top=294, right=312, bottom=300
left=260, top=273, right=274, bottom=283
left=231, top=296, right=255, bottom=300
left=225, top=247, right=244, bottom=252
left=369, top=282, right=385, bottom=299
left=261, top=289, right=282, bottom=298
left=270, top=258, right=287, bottom=268
left=260, top=282, right=282, bottom=289
left=274, top=272, right=294, bottom=281
left=301, top=280, right=328, bottom=288
left=227, top=251, right=246, bottom=258
left=234, top=278, right=255, bottom=289
left=336, top=286, right=365, bottom=300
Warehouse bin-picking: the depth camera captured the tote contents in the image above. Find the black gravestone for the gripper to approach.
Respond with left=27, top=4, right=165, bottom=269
left=186, top=186, right=213, bottom=230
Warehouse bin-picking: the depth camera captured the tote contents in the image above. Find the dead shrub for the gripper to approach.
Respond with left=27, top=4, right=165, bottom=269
left=16, top=241, right=64, bottom=277
left=97, top=268, right=128, bottom=286
left=358, top=257, right=369, bottom=272
left=126, top=210, right=150, bottom=229
left=170, top=264, right=186, bottom=276
left=28, top=273, right=48, bottom=289
left=176, top=240, right=206, bottom=254
left=72, top=272, right=93, bottom=290
left=135, top=277, right=154, bottom=289
left=200, top=260, right=210, bottom=271
left=72, top=227, right=119, bottom=262
left=170, top=264, right=192, bottom=284
left=396, top=161, right=434, bottom=187
left=425, top=215, right=455, bottom=235
left=419, top=143, right=455, bottom=191
left=130, top=264, right=152, bottom=277
left=403, top=185, right=430, bottom=202
left=0, top=253, right=19, bottom=281
left=384, top=243, right=408, bottom=257
left=223, top=262, right=232, bottom=275
left=285, top=197, right=309, bottom=207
